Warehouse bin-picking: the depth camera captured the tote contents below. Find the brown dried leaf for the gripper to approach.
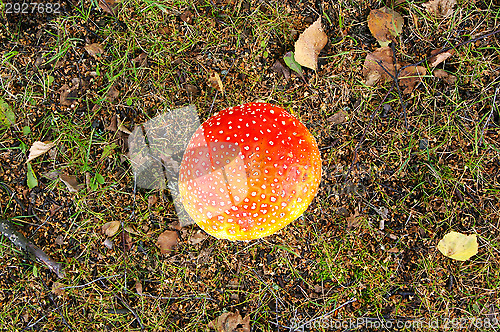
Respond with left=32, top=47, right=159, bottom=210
left=294, top=17, right=328, bottom=71
left=59, top=84, right=78, bottom=106
left=184, top=84, right=199, bottom=95
left=148, top=195, right=158, bottom=208
left=399, top=65, right=427, bottom=94
left=368, top=7, right=404, bottom=47
left=208, top=310, right=250, bottom=332
left=106, top=114, right=118, bottom=132
left=434, top=69, right=457, bottom=85
left=347, top=210, right=363, bottom=230
left=99, top=0, right=117, bottom=15
left=180, top=10, right=194, bottom=24
left=157, top=230, right=178, bottom=254
left=135, top=280, right=143, bottom=295
left=132, top=53, right=148, bottom=66
left=270, top=60, right=290, bottom=80
left=423, top=0, right=456, bottom=17
left=209, top=72, right=224, bottom=93
left=27, top=141, right=56, bottom=162
left=189, top=231, right=208, bottom=245
left=106, top=84, right=120, bottom=102
left=84, top=43, right=104, bottom=59
left=362, top=47, right=395, bottom=86
left=429, top=48, right=455, bottom=67
left=120, top=230, right=133, bottom=251
left=327, top=110, right=348, bottom=125
left=102, top=221, right=121, bottom=237
left=59, top=173, right=84, bottom=192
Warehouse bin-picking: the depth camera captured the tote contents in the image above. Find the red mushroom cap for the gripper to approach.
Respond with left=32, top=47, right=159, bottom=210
left=178, top=103, right=321, bottom=240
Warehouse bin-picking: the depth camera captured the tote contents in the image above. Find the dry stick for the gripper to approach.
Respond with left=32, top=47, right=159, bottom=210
left=0, top=219, right=65, bottom=278
left=0, top=183, right=65, bottom=278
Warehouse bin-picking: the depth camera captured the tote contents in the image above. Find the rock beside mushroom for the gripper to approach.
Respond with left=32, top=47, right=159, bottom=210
left=178, top=103, right=322, bottom=241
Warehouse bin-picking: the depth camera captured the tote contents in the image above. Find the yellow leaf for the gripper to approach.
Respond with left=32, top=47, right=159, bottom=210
left=437, top=231, right=478, bottom=261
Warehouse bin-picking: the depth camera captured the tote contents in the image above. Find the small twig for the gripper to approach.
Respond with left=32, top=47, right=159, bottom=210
left=0, top=218, right=65, bottom=278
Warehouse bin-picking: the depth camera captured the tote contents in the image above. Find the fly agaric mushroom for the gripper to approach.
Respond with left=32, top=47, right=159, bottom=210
left=178, top=103, right=321, bottom=240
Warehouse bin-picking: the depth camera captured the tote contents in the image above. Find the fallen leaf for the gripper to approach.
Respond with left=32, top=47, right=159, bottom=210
left=117, top=118, right=131, bottom=134
left=208, top=72, right=224, bottom=93
left=429, top=48, right=455, bottom=67
left=363, top=47, right=396, bottom=86
left=327, top=110, right=348, bottom=124
left=26, top=162, right=38, bottom=189
left=99, top=0, right=117, bottom=15
left=52, top=282, right=66, bottom=296
left=120, top=230, right=133, bottom=251
left=135, top=280, right=143, bottom=295
left=106, top=114, right=118, bottom=132
left=59, top=174, right=84, bottom=192
left=59, top=84, right=78, bottom=106
left=208, top=310, right=251, bottom=332
left=398, top=65, right=427, bottom=94
left=270, top=60, right=290, bottom=81
left=27, top=141, right=56, bottom=162
left=294, top=17, right=328, bottom=71
left=124, top=225, right=139, bottom=235
left=157, top=230, right=178, bottom=254
left=283, top=51, right=306, bottom=82
left=437, top=231, right=478, bottom=261
left=180, top=10, right=194, bottom=24
left=132, top=53, right=147, bottom=66
left=346, top=209, right=363, bottom=229
left=103, top=238, right=114, bottom=249
left=423, top=0, right=456, bottom=17
left=433, top=69, right=457, bottom=85
left=368, top=7, right=404, bottom=47
left=84, top=43, right=104, bottom=59
left=189, top=231, right=207, bottom=245
left=102, top=221, right=121, bottom=237
left=148, top=195, right=158, bottom=208
left=0, top=98, right=15, bottom=127
left=106, top=84, right=120, bottom=102
left=184, top=84, right=199, bottom=95
left=387, top=247, right=400, bottom=253
left=55, top=234, right=64, bottom=245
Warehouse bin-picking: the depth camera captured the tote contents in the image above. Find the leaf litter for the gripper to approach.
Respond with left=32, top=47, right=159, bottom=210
left=27, top=141, right=56, bottom=162
left=293, top=17, right=328, bottom=71
left=368, top=7, right=404, bottom=47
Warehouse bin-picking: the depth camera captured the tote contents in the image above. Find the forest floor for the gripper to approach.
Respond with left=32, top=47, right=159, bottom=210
left=0, top=0, right=499, bottom=331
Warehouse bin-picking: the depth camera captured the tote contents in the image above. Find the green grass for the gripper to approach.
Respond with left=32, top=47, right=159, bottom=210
left=0, top=0, right=499, bottom=330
